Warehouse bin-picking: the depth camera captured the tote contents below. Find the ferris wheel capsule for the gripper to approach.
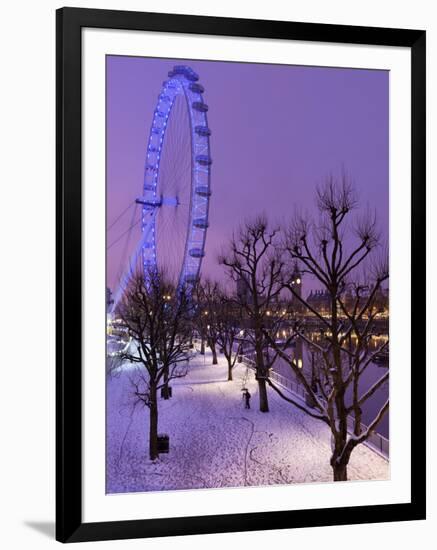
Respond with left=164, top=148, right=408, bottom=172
left=192, top=101, right=208, bottom=113
left=196, top=155, right=212, bottom=166
left=195, top=125, right=211, bottom=137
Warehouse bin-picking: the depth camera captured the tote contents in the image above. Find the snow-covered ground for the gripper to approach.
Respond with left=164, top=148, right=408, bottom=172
left=106, top=348, right=389, bottom=493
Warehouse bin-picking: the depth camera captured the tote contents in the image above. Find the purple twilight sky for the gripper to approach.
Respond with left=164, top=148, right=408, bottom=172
left=106, top=55, right=388, bottom=294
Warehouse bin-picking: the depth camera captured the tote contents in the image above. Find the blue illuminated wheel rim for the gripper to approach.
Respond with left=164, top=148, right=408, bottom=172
left=141, top=65, right=212, bottom=292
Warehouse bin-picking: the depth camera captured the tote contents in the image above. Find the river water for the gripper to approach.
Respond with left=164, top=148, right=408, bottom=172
left=243, top=333, right=389, bottom=439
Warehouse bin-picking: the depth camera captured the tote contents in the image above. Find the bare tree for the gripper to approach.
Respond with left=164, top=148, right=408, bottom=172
left=214, top=290, right=244, bottom=381
left=194, top=279, right=221, bottom=364
left=116, top=269, right=192, bottom=460
left=219, top=215, right=285, bottom=412
left=265, top=175, right=389, bottom=481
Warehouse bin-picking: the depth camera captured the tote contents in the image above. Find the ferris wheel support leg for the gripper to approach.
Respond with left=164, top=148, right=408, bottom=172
left=111, top=209, right=158, bottom=313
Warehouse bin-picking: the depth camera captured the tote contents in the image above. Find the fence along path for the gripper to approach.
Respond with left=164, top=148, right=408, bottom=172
left=241, top=355, right=389, bottom=460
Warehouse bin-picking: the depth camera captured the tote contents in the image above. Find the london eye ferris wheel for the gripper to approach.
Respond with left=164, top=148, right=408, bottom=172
left=111, top=64, right=212, bottom=309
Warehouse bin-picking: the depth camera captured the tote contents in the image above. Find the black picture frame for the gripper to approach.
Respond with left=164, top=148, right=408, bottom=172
left=56, top=6, right=426, bottom=543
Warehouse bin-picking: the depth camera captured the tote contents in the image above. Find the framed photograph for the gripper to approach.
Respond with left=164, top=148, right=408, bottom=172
left=56, top=7, right=426, bottom=543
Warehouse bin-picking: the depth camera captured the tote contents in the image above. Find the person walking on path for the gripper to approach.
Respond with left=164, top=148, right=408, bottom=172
left=242, top=388, right=251, bottom=409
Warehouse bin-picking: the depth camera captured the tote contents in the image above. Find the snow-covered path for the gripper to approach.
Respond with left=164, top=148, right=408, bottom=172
left=106, top=349, right=389, bottom=493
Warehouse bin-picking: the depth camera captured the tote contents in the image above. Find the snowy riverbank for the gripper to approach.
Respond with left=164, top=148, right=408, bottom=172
left=106, top=349, right=389, bottom=493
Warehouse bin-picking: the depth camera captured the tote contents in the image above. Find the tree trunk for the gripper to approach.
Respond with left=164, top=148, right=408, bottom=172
left=200, top=338, right=205, bottom=355
left=258, top=377, right=269, bottom=412
left=211, top=343, right=218, bottom=365
left=332, top=461, right=348, bottom=481
left=149, top=392, right=159, bottom=461
left=331, top=438, right=350, bottom=482
left=227, top=362, right=233, bottom=381
left=254, top=329, right=269, bottom=412
left=162, top=366, right=171, bottom=400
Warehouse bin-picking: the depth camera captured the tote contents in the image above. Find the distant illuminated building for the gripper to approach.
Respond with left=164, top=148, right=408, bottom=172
left=307, top=286, right=389, bottom=318
left=306, top=289, right=330, bottom=316
left=373, top=287, right=389, bottom=318
left=342, top=286, right=389, bottom=318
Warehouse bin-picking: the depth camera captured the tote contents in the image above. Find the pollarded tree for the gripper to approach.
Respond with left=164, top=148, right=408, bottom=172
left=265, top=175, right=389, bottom=481
left=219, top=215, right=285, bottom=412
left=214, top=290, right=244, bottom=381
left=117, top=269, right=192, bottom=460
left=194, top=279, right=221, bottom=364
